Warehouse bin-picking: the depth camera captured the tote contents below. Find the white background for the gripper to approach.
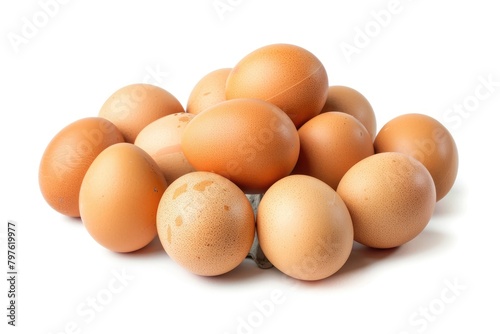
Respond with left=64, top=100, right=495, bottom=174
left=1, top=0, right=499, bottom=333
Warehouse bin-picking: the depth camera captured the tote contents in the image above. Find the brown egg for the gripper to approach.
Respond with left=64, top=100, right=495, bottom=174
left=336, top=152, right=436, bottom=249
left=98, top=83, right=185, bottom=143
left=186, top=68, right=231, bottom=115
left=135, top=112, right=196, bottom=184
left=79, top=143, right=168, bottom=252
left=225, top=43, right=329, bottom=127
left=374, top=113, right=458, bottom=201
left=181, top=98, right=300, bottom=193
left=293, top=112, right=374, bottom=190
left=39, top=117, right=124, bottom=217
left=157, top=171, right=255, bottom=276
left=321, top=85, right=377, bottom=141
left=257, top=175, right=353, bottom=281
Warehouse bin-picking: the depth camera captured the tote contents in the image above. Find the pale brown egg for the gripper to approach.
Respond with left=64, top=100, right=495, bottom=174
left=186, top=68, right=231, bottom=114
left=321, top=85, right=377, bottom=140
left=181, top=98, right=300, bottom=193
left=374, top=113, right=459, bottom=201
left=293, top=112, right=374, bottom=190
left=39, top=117, right=124, bottom=217
left=257, top=175, right=353, bottom=281
left=336, top=152, right=436, bottom=249
left=135, top=112, right=196, bottom=184
left=157, top=171, right=255, bottom=276
left=98, top=83, right=184, bottom=143
left=79, top=143, right=168, bottom=252
left=225, top=43, right=329, bottom=127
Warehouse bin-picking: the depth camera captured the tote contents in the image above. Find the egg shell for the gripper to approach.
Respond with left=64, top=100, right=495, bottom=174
left=98, top=83, right=185, bottom=143
left=79, top=143, right=168, bottom=252
left=135, top=112, right=196, bottom=184
left=157, top=171, right=255, bottom=276
left=321, top=85, right=377, bottom=141
left=336, top=152, right=436, bottom=249
left=181, top=98, right=300, bottom=193
left=39, top=117, right=124, bottom=217
left=186, top=68, right=231, bottom=115
left=373, top=113, right=459, bottom=201
left=225, top=43, right=329, bottom=128
left=257, top=175, right=354, bottom=281
left=293, top=112, right=374, bottom=190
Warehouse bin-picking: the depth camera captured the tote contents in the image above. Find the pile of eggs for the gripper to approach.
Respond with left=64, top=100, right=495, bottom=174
left=39, top=43, right=459, bottom=281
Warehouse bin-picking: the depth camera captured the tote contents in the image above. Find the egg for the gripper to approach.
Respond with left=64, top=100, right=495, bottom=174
left=225, top=43, right=329, bottom=127
left=181, top=98, right=300, bottom=193
left=79, top=143, right=168, bottom=252
left=135, top=112, right=196, bottom=184
left=373, top=113, right=458, bottom=201
left=156, top=171, right=255, bottom=276
left=98, top=83, right=185, bottom=143
left=39, top=117, right=124, bottom=217
left=292, top=112, right=374, bottom=190
left=186, top=68, right=231, bottom=114
left=257, top=175, right=353, bottom=281
left=336, top=152, right=436, bottom=249
left=321, top=85, right=377, bottom=141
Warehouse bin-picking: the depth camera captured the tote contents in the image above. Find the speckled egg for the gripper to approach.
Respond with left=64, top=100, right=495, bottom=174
left=157, top=171, right=255, bottom=276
